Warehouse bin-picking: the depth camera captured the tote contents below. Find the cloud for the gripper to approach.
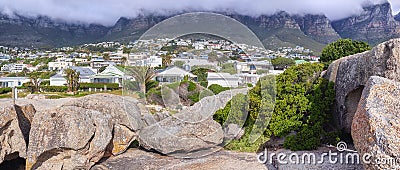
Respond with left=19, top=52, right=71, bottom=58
left=0, top=0, right=399, bottom=26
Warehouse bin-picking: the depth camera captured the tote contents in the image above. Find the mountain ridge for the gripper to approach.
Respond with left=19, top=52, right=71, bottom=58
left=0, top=2, right=399, bottom=53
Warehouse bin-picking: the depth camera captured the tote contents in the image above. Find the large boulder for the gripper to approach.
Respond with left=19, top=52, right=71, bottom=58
left=352, top=76, right=400, bottom=170
left=26, top=94, right=143, bottom=170
left=0, top=104, right=35, bottom=164
left=91, top=148, right=266, bottom=170
left=138, top=89, right=248, bottom=157
left=326, top=38, right=400, bottom=133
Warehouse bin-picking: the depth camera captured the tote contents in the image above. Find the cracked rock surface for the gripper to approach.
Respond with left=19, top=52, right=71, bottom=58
left=26, top=94, right=143, bottom=170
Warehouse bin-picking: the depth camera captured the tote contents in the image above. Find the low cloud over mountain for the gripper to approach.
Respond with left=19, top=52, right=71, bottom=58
left=0, top=0, right=399, bottom=26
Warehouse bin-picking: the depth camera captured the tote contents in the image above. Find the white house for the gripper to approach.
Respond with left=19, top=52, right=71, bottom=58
left=48, top=61, right=75, bottom=71
left=133, top=56, right=162, bottom=68
left=90, top=65, right=126, bottom=87
left=0, top=77, right=30, bottom=88
left=234, top=60, right=272, bottom=74
left=207, top=73, right=240, bottom=88
left=155, top=66, right=197, bottom=84
left=236, top=73, right=265, bottom=85
left=1, top=64, right=28, bottom=73
left=50, top=66, right=96, bottom=86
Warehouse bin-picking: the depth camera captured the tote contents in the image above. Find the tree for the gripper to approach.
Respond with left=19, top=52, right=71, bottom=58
left=271, top=57, right=295, bottom=70
left=191, top=68, right=208, bottom=87
left=126, top=66, right=155, bottom=94
left=29, top=72, right=41, bottom=93
left=161, top=54, right=173, bottom=67
left=320, top=39, right=371, bottom=63
left=64, top=68, right=80, bottom=94
left=99, top=66, right=107, bottom=73
left=103, top=53, right=110, bottom=61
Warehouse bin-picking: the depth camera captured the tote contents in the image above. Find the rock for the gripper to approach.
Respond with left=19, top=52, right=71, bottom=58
left=141, top=112, right=170, bottom=126
left=26, top=94, right=143, bottom=170
left=0, top=104, right=35, bottom=164
left=138, top=89, right=248, bottom=157
left=352, top=76, right=400, bottom=170
left=91, top=148, right=266, bottom=170
left=224, top=124, right=245, bottom=140
left=25, top=94, right=46, bottom=100
left=326, top=38, right=400, bottom=133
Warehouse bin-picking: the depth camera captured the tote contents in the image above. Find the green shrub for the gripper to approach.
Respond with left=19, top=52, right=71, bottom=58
left=146, top=80, right=159, bottom=92
left=283, top=124, right=322, bottom=151
left=208, top=84, right=230, bottom=95
left=187, top=81, right=197, bottom=92
left=0, top=87, right=12, bottom=94
left=188, top=92, right=200, bottom=103
left=79, top=83, right=119, bottom=90
left=46, top=95, right=64, bottom=99
left=41, top=80, right=50, bottom=86
left=247, top=83, right=253, bottom=87
left=41, top=86, right=68, bottom=92
left=192, top=68, right=209, bottom=87
left=320, top=39, right=371, bottom=66
left=213, top=63, right=337, bottom=152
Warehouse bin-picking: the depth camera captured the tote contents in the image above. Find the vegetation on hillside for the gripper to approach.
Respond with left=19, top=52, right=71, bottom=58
left=271, top=57, right=296, bottom=70
left=213, top=63, right=338, bottom=152
left=146, top=80, right=213, bottom=108
left=320, top=39, right=371, bottom=65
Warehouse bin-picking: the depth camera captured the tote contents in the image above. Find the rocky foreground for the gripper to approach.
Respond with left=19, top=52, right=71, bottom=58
left=2, top=39, right=400, bottom=169
left=0, top=89, right=268, bottom=170
left=326, top=38, right=400, bottom=170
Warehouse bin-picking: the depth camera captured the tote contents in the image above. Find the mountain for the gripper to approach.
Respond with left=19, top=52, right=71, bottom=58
left=395, top=12, right=400, bottom=21
left=331, top=2, right=400, bottom=45
left=293, top=14, right=341, bottom=44
left=0, top=14, right=108, bottom=47
left=0, top=2, right=399, bottom=53
left=102, top=15, right=167, bottom=43
left=228, top=12, right=327, bottom=52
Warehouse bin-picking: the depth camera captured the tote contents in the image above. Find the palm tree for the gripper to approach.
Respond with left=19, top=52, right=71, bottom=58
left=29, top=71, right=41, bottom=93
left=64, top=68, right=80, bottom=94
left=161, top=54, right=173, bottom=67
left=126, top=66, right=155, bottom=94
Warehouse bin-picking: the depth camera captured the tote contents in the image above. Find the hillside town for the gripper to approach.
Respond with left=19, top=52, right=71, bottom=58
left=0, top=38, right=318, bottom=94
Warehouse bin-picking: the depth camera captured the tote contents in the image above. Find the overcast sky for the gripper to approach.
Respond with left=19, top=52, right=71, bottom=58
left=0, top=0, right=399, bottom=26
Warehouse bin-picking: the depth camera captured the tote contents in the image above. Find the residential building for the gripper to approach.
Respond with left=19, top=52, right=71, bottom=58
left=48, top=61, right=75, bottom=71
left=155, top=66, right=197, bottom=84
left=90, top=65, right=126, bottom=87
left=207, top=73, right=240, bottom=88
left=50, top=66, right=96, bottom=86
left=0, top=54, right=10, bottom=61
left=1, top=64, right=28, bottom=73
left=236, top=73, right=264, bottom=85
left=133, top=56, right=162, bottom=68
left=0, top=77, right=30, bottom=88
left=234, top=60, right=272, bottom=74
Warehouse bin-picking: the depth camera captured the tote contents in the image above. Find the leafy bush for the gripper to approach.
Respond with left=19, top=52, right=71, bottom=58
left=79, top=83, right=119, bottom=90
left=187, top=81, right=197, bottom=92
left=41, top=86, right=68, bottom=92
left=283, top=124, right=322, bottom=151
left=188, top=92, right=200, bottom=103
left=271, top=57, right=295, bottom=70
left=208, top=84, right=230, bottom=95
left=320, top=39, right=371, bottom=64
left=192, top=68, right=209, bottom=87
left=213, top=63, right=337, bottom=152
left=146, top=80, right=159, bottom=92
left=0, top=87, right=12, bottom=94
